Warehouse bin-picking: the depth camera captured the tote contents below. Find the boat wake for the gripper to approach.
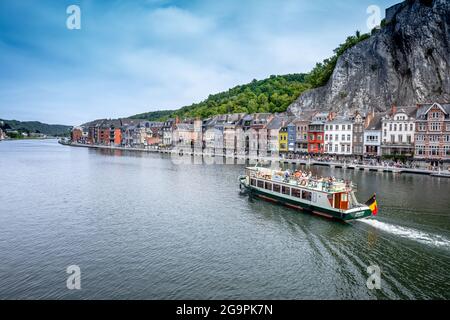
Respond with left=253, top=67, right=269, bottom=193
left=358, top=219, right=450, bottom=249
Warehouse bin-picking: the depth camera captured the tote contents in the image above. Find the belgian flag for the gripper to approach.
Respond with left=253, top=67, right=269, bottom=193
left=365, top=194, right=378, bottom=216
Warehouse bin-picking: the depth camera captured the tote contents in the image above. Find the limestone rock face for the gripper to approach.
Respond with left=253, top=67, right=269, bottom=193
left=288, top=0, right=450, bottom=115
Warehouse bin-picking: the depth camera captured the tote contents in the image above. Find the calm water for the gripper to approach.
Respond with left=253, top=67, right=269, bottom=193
left=0, top=139, right=449, bottom=299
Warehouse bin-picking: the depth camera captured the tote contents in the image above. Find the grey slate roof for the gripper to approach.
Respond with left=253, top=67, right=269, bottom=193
left=416, top=103, right=450, bottom=119
left=366, top=112, right=386, bottom=130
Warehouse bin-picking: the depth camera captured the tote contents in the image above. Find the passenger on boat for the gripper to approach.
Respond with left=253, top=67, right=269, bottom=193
left=284, top=170, right=290, bottom=182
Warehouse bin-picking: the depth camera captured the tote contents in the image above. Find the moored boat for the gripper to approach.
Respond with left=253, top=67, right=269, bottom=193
left=239, top=165, right=377, bottom=221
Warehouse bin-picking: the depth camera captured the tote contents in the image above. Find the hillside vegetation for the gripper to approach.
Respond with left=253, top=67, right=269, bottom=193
left=131, top=31, right=371, bottom=121
left=0, top=119, right=72, bottom=136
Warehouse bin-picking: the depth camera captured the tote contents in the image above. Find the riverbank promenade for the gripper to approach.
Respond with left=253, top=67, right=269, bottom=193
left=63, top=141, right=450, bottom=178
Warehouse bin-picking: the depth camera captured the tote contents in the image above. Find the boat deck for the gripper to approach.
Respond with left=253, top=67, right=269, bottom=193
left=249, top=167, right=354, bottom=194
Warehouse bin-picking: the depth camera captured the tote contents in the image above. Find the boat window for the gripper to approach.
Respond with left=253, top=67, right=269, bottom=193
left=292, top=188, right=301, bottom=198
left=257, top=180, right=264, bottom=188
left=302, top=190, right=312, bottom=201
left=265, top=182, right=272, bottom=191
left=273, top=184, right=281, bottom=193
left=342, top=193, right=348, bottom=202
left=282, top=186, right=290, bottom=195
left=327, top=194, right=334, bottom=206
left=251, top=179, right=256, bottom=186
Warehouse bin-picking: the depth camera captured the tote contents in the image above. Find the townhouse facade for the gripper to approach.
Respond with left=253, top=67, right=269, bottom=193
left=352, top=112, right=365, bottom=157
left=364, top=114, right=383, bottom=157
left=324, top=117, right=353, bottom=155
left=161, top=118, right=178, bottom=147
left=266, top=116, right=285, bottom=156
left=414, top=103, right=450, bottom=161
left=293, top=118, right=310, bottom=154
left=71, top=126, right=83, bottom=143
left=307, top=113, right=331, bottom=154
left=279, top=126, right=288, bottom=153
left=381, top=106, right=416, bottom=156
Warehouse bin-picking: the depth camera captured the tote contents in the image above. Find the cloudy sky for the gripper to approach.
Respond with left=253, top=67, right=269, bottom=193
left=0, top=0, right=399, bottom=125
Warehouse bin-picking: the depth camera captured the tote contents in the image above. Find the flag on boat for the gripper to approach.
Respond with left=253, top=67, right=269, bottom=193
left=365, top=194, right=378, bottom=216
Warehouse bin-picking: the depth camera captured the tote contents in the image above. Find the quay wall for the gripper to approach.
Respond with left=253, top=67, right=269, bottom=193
left=60, top=141, right=450, bottom=178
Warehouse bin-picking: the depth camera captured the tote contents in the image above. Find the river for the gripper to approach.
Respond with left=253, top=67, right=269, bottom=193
left=0, top=139, right=449, bottom=299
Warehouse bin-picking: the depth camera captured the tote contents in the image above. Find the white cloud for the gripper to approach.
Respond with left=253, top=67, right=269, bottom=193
left=146, top=6, right=215, bottom=37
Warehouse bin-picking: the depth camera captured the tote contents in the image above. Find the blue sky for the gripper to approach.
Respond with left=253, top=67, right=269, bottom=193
left=0, top=0, right=399, bottom=125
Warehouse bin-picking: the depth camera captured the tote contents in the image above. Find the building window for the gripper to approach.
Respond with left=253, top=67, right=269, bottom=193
left=416, top=146, right=425, bottom=156
left=430, top=123, right=441, bottom=131
left=430, top=135, right=439, bottom=142
left=347, top=134, right=350, bottom=141
left=430, top=146, right=439, bottom=156
left=445, top=146, right=450, bottom=156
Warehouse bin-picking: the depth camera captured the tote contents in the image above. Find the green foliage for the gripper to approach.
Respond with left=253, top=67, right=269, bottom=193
left=130, top=110, right=174, bottom=121
left=0, top=119, right=71, bottom=136
left=131, top=74, right=311, bottom=121
left=6, top=131, right=21, bottom=139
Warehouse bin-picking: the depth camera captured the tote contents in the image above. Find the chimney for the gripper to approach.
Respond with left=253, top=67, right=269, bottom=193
left=391, top=104, right=397, bottom=115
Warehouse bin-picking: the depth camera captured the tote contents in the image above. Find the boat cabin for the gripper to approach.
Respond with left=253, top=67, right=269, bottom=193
left=246, top=167, right=354, bottom=211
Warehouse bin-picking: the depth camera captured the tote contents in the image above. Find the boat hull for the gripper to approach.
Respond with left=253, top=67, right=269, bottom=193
left=239, top=177, right=372, bottom=221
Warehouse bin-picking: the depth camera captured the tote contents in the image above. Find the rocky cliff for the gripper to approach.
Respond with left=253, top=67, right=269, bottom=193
left=288, top=0, right=450, bottom=115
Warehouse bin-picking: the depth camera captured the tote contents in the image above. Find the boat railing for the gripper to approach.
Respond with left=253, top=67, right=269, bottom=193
left=249, top=170, right=356, bottom=193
